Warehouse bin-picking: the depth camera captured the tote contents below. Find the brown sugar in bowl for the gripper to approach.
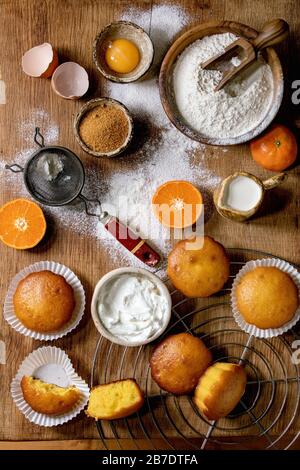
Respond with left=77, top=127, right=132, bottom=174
left=74, top=97, right=134, bottom=158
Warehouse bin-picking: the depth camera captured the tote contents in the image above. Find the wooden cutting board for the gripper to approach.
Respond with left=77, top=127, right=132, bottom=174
left=0, top=0, right=299, bottom=449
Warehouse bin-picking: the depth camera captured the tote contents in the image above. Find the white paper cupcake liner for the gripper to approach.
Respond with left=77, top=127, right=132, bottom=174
left=231, top=258, right=300, bottom=338
left=11, top=346, right=90, bottom=427
left=3, top=261, right=85, bottom=341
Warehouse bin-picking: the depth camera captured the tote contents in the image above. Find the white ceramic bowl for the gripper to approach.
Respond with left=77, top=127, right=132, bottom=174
left=91, top=267, right=172, bottom=347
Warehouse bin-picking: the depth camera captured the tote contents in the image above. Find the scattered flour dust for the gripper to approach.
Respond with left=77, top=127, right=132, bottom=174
left=18, top=108, right=59, bottom=144
left=94, top=3, right=220, bottom=266
left=2, top=4, right=221, bottom=269
left=1, top=107, right=59, bottom=186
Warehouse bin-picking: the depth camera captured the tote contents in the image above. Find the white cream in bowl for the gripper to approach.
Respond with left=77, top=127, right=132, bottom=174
left=91, top=268, right=172, bottom=346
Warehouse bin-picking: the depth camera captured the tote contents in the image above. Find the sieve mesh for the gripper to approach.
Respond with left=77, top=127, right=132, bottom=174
left=24, top=147, right=85, bottom=206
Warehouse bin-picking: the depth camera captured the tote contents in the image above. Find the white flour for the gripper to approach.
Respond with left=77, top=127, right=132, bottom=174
left=173, top=33, right=274, bottom=140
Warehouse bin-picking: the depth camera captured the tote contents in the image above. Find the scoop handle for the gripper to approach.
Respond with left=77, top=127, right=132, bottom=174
left=104, top=216, right=161, bottom=267
left=262, top=173, right=287, bottom=190
left=251, top=19, right=289, bottom=50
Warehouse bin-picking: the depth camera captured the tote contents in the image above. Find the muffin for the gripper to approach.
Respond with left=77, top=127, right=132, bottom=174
left=21, top=376, right=81, bottom=415
left=236, top=266, right=299, bottom=329
left=150, top=332, right=212, bottom=395
left=13, top=270, right=75, bottom=332
left=167, top=236, right=230, bottom=298
left=86, top=379, right=144, bottom=420
left=193, top=363, right=247, bottom=421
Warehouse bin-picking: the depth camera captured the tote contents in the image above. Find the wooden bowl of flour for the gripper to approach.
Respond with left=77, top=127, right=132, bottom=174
left=159, top=21, right=284, bottom=146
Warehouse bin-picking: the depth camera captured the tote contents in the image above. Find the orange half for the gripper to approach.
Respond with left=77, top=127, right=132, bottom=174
left=0, top=198, right=47, bottom=249
left=152, top=180, right=203, bottom=228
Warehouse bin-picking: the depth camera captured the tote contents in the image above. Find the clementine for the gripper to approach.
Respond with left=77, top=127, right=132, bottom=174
left=152, top=180, right=203, bottom=229
left=250, top=124, right=297, bottom=171
left=0, top=198, right=47, bottom=249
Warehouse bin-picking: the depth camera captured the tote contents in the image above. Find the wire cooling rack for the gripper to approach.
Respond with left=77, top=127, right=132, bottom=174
left=91, top=248, right=300, bottom=450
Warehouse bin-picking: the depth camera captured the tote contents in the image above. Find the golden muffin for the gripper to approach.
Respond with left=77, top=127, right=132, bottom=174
left=236, top=267, right=299, bottom=329
left=86, top=379, right=144, bottom=420
left=167, top=236, right=230, bottom=298
left=13, top=270, right=75, bottom=332
left=21, top=376, right=81, bottom=415
left=194, top=363, right=247, bottom=421
left=150, top=332, right=212, bottom=395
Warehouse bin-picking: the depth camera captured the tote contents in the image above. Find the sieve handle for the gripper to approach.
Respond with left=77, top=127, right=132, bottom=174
left=104, top=216, right=161, bottom=267
left=34, top=127, right=45, bottom=148
left=79, top=194, right=102, bottom=216
left=5, top=163, right=24, bottom=173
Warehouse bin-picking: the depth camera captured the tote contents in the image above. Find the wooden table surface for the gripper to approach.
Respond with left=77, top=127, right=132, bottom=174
left=0, top=0, right=300, bottom=450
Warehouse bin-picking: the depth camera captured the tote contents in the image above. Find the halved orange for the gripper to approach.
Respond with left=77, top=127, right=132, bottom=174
left=0, top=198, right=47, bottom=249
left=152, top=180, right=203, bottom=228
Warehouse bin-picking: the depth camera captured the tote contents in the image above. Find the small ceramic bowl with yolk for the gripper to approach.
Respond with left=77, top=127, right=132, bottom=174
left=93, top=21, right=154, bottom=83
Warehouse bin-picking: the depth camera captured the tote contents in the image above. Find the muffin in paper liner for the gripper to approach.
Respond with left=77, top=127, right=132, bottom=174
left=231, top=257, right=300, bottom=338
left=3, top=260, right=85, bottom=340
left=11, top=346, right=90, bottom=427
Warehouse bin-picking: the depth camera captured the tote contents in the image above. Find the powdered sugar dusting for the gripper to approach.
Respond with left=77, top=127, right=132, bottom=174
left=122, top=3, right=190, bottom=68
left=2, top=148, right=33, bottom=186
left=106, top=4, right=194, bottom=127
left=2, top=108, right=59, bottom=187
left=95, top=4, right=220, bottom=266
left=18, top=108, right=59, bottom=145
left=2, top=4, right=221, bottom=270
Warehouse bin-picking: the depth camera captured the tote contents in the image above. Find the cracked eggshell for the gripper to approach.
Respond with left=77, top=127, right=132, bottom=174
left=22, top=43, right=59, bottom=78
left=51, top=62, right=89, bottom=100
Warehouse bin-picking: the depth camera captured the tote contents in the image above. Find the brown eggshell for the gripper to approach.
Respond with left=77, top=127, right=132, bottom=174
left=41, top=48, right=59, bottom=78
left=51, top=62, right=89, bottom=100
left=22, top=43, right=58, bottom=78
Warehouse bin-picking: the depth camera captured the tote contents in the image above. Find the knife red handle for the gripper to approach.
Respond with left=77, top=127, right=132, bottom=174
left=104, top=216, right=161, bottom=267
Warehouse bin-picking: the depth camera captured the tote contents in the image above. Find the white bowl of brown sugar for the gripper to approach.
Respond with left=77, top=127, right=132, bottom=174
left=74, top=97, right=134, bottom=157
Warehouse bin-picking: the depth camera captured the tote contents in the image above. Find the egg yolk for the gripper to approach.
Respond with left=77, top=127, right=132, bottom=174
left=105, top=38, right=140, bottom=74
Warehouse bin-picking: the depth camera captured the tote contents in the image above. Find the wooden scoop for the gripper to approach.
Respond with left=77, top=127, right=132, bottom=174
left=201, top=19, right=289, bottom=91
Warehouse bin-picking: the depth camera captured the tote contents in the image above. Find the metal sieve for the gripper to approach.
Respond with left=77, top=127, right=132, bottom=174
left=5, top=128, right=160, bottom=267
left=7, top=128, right=87, bottom=206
